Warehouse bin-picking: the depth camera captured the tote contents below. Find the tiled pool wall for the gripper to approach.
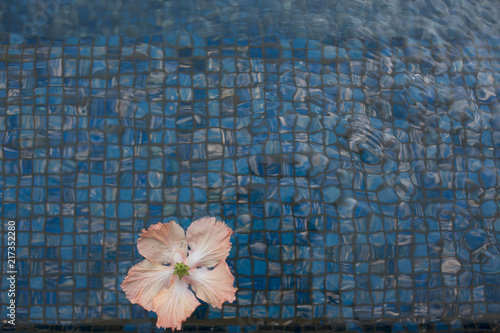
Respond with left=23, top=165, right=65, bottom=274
left=1, top=0, right=500, bottom=332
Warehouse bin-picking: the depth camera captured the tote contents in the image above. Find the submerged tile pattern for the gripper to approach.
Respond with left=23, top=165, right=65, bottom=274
left=0, top=32, right=500, bottom=332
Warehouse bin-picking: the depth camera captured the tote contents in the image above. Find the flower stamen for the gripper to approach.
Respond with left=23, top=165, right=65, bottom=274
left=173, top=262, right=190, bottom=279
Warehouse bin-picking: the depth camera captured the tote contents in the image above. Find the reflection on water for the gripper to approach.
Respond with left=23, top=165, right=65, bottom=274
left=2, top=0, right=500, bottom=40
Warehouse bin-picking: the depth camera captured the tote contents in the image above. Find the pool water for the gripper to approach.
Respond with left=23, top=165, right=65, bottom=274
left=1, top=0, right=500, bottom=332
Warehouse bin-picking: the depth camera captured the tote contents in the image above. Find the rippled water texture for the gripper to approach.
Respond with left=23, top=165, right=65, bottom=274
left=1, top=0, right=500, bottom=40
left=1, top=0, right=500, bottom=330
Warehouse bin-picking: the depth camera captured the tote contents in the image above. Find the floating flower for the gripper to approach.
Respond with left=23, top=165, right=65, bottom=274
left=121, top=217, right=237, bottom=330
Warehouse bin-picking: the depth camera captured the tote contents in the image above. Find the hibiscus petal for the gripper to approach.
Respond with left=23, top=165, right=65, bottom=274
left=186, top=261, right=237, bottom=308
left=137, top=221, right=187, bottom=265
left=153, top=276, right=200, bottom=330
left=120, top=259, right=174, bottom=311
left=186, top=217, right=233, bottom=268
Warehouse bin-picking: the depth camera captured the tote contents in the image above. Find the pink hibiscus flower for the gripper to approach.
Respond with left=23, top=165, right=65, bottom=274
left=121, top=217, right=237, bottom=330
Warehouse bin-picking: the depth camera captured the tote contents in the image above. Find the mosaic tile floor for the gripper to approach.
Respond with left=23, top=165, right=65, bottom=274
left=1, top=1, right=500, bottom=332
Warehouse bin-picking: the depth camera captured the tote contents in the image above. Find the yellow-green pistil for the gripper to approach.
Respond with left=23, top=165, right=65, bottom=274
left=173, top=262, right=190, bottom=279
